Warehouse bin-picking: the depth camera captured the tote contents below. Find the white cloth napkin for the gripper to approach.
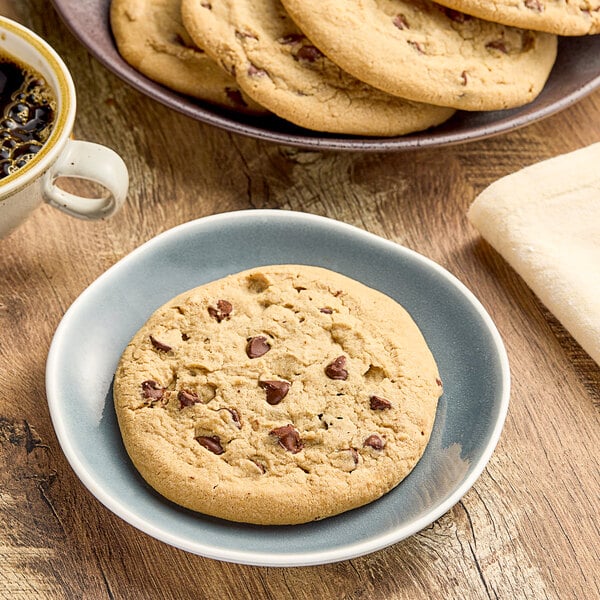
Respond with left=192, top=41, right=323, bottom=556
left=467, top=143, right=600, bottom=366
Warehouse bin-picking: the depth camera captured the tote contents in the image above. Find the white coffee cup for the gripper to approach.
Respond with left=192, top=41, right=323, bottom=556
left=0, top=16, right=128, bottom=238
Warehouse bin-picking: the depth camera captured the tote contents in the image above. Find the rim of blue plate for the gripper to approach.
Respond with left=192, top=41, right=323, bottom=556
left=46, top=210, right=510, bottom=566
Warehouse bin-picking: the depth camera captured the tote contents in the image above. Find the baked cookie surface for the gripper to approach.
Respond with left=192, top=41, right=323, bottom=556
left=180, top=0, right=454, bottom=135
left=110, top=0, right=265, bottom=113
left=114, top=265, right=443, bottom=525
left=280, top=0, right=558, bottom=111
left=431, top=0, right=600, bottom=36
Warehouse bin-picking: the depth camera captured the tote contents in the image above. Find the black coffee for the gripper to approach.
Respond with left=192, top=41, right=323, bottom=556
left=0, top=54, right=56, bottom=180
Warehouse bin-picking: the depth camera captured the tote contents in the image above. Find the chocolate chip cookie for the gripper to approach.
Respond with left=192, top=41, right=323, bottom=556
left=110, top=0, right=266, bottom=113
left=113, top=265, right=443, bottom=524
left=180, top=0, right=454, bottom=135
left=280, top=0, right=558, bottom=110
left=431, top=0, right=600, bottom=36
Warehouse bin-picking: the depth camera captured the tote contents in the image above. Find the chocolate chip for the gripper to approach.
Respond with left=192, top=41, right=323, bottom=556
left=247, top=63, right=267, bottom=77
left=178, top=389, right=200, bottom=408
left=259, top=380, right=291, bottom=405
left=150, top=335, right=171, bottom=352
left=486, top=39, right=508, bottom=54
left=369, top=395, right=392, bottom=410
left=525, top=0, right=543, bottom=11
left=460, top=70, right=468, bottom=86
left=270, top=425, right=303, bottom=453
left=363, top=434, right=385, bottom=450
left=235, top=30, right=258, bottom=41
left=196, top=435, right=224, bottom=455
left=278, top=33, right=305, bottom=45
left=296, top=45, right=323, bottom=62
left=436, top=377, right=443, bottom=387
left=208, top=299, right=232, bottom=322
left=408, top=40, right=425, bottom=54
left=393, top=14, right=409, bottom=29
left=246, top=336, right=271, bottom=358
left=141, top=380, right=165, bottom=403
left=219, top=407, right=242, bottom=428
left=319, top=307, right=333, bottom=314
left=325, top=356, right=348, bottom=380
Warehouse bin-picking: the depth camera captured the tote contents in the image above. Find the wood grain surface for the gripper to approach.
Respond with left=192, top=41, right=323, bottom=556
left=1, top=1, right=599, bottom=598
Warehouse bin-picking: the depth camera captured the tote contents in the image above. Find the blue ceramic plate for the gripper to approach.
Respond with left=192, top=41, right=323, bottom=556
left=46, top=210, right=510, bottom=566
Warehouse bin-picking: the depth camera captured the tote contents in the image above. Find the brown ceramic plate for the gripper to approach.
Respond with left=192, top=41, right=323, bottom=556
left=51, top=0, right=600, bottom=151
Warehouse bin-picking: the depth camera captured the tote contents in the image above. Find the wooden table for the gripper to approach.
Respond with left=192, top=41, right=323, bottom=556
left=1, top=1, right=599, bottom=598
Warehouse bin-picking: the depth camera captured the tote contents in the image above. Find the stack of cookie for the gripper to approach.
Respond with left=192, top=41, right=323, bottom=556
left=111, top=0, right=598, bottom=136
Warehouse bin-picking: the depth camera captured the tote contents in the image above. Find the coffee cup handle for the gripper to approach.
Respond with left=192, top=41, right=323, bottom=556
left=42, top=139, right=129, bottom=219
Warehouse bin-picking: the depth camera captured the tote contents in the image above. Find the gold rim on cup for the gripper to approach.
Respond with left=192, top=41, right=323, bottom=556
left=0, top=16, right=74, bottom=196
